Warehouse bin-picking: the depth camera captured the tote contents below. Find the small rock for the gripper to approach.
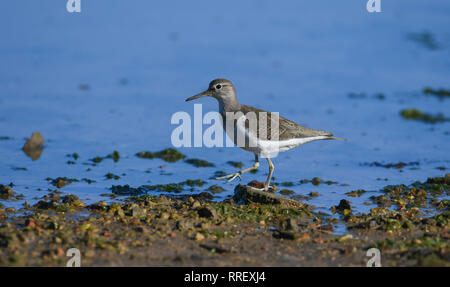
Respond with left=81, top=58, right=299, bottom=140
left=135, top=226, right=146, bottom=233
left=247, top=180, right=265, bottom=189
left=200, top=222, right=211, bottom=229
left=338, top=234, right=353, bottom=242
left=198, top=206, right=217, bottom=219
left=369, top=220, right=378, bottom=229
left=33, top=200, right=52, bottom=210
left=233, top=185, right=311, bottom=209
left=277, top=231, right=309, bottom=241
left=88, top=201, right=108, bottom=211
left=199, top=243, right=229, bottom=254
left=191, top=201, right=201, bottom=209
left=207, top=185, right=225, bottom=193
left=62, top=194, right=80, bottom=204
left=55, top=178, right=68, bottom=188
left=25, top=218, right=36, bottom=228
left=0, top=185, right=15, bottom=199
left=22, top=132, right=44, bottom=161
left=281, top=218, right=299, bottom=232
left=279, top=189, right=294, bottom=196
left=311, top=177, right=323, bottom=186
left=130, top=205, right=146, bottom=217
left=176, top=219, right=194, bottom=230
left=160, top=212, right=170, bottom=220
left=335, top=199, right=352, bottom=213
left=194, top=233, right=205, bottom=241
left=192, top=192, right=214, bottom=201
left=421, top=218, right=436, bottom=226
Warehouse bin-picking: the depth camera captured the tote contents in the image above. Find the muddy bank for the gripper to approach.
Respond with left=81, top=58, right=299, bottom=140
left=0, top=176, right=448, bottom=266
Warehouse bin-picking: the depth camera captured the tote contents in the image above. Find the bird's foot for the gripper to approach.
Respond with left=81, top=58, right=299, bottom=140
left=214, top=172, right=242, bottom=183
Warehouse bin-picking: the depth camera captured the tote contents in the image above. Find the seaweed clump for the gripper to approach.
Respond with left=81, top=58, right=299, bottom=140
left=136, top=148, right=185, bottom=163
left=423, top=87, right=450, bottom=100
left=111, top=179, right=206, bottom=195
left=90, top=150, right=120, bottom=163
left=185, top=158, right=214, bottom=167
left=400, top=109, right=449, bottom=124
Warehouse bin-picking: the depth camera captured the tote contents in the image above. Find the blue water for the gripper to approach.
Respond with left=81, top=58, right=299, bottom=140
left=1, top=1, right=449, bottom=217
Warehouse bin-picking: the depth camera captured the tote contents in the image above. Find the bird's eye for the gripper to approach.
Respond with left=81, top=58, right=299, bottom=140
left=216, top=84, right=222, bottom=90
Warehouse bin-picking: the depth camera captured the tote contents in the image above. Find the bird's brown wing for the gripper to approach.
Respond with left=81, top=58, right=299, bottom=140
left=239, top=105, right=333, bottom=141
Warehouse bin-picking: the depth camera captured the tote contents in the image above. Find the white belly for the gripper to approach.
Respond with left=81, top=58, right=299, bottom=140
left=225, top=114, right=328, bottom=158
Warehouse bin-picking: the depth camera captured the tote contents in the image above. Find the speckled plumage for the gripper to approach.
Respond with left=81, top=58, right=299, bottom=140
left=186, top=78, right=344, bottom=191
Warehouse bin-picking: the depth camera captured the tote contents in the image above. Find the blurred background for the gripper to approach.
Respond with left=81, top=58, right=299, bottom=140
left=0, top=1, right=449, bottom=215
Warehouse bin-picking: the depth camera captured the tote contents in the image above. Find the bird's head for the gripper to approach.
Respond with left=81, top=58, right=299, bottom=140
left=186, top=79, right=236, bottom=103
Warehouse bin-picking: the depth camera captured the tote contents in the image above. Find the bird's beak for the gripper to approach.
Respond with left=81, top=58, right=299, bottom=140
left=185, top=90, right=211, bottom=102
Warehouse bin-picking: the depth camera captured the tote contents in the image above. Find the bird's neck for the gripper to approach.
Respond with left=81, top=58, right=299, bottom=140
left=218, top=96, right=240, bottom=115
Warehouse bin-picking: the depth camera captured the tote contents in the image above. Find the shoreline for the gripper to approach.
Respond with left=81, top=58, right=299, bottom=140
left=0, top=175, right=448, bottom=266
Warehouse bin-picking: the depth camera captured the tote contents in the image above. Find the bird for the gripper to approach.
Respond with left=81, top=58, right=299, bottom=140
left=185, top=79, right=344, bottom=191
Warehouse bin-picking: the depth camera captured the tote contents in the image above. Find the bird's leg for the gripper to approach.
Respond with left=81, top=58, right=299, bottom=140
left=264, top=157, right=275, bottom=192
left=248, top=157, right=275, bottom=192
left=215, top=154, right=259, bottom=183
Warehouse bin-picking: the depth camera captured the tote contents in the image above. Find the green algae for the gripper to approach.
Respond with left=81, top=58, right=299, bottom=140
left=67, top=153, right=79, bottom=160
left=377, top=175, right=450, bottom=210
left=183, top=179, right=206, bottom=187
left=214, top=202, right=312, bottom=222
left=373, top=236, right=448, bottom=255
left=147, top=183, right=184, bottom=193
left=111, top=185, right=146, bottom=195
left=423, top=87, right=450, bottom=100
left=46, top=177, right=79, bottom=188
left=207, top=185, right=225, bottom=193
left=281, top=182, right=294, bottom=187
left=279, top=189, right=294, bottom=196
left=82, top=178, right=96, bottom=184
left=365, top=161, right=419, bottom=169
left=435, top=199, right=449, bottom=211
left=345, top=189, right=366, bottom=197
left=227, top=161, right=243, bottom=169
left=105, top=173, right=120, bottom=180
left=0, top=177, right=448, bottom=267
left=32, top=193, right=85, bottom=212
left=433, top=211, right=449, bottom=227
left=106, top=150, right=120, bottom=162
left=91, top=156, right=103, bottom=163
left=0, top=185, right=15, bottom=200
left=136, top=148, right=186, bottom=163
left=400, top=109, right=449, bottom=124
left=346, top=175, right=449, bottom=233
left=311, top=177, right=323, bottom=186
left=332, top=199, right=352, bottom=215
left=90, top=150, right=120, bottom=164
left=185, top=158, right=214, bottom=167
left=111, top=180, right=206, bottom=195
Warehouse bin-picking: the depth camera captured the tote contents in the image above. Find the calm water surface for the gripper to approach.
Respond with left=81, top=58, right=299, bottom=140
left=1, top=1, right=449, bottom=222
